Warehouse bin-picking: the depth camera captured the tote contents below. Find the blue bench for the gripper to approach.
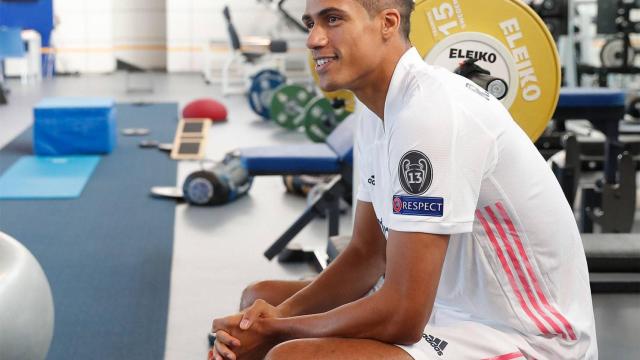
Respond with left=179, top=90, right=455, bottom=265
left=237, top=116, right=356, bottom=270
left=239, top=115, right=354, bottom=176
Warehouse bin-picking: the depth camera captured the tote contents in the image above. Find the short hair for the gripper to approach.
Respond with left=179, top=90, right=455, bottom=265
left=356, top=0, right=415, bottom=40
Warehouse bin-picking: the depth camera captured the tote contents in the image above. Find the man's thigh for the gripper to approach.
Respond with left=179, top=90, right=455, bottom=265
left=265, top=338, right=413, bottom=360
left=264, top=322, right=535, bottom=360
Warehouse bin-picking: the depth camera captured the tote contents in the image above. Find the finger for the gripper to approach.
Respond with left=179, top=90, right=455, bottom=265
left=212, top=318, right=223, bottom=333
left=208, top=332, right=217, bottom=347
left=240, top=299, right=265, bottom=330
left=211, top=346, right=227, bottom=360
left=212, top=317, right=232, bottom=332
left=214, top=338, right=237, bottom=360
left=216, top=330, right=241, bottom=347
left=239, top=315, right=251, bottom=330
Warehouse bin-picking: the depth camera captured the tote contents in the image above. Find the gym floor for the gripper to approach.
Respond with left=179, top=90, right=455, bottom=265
left=0, top=73, right=638, bottom=359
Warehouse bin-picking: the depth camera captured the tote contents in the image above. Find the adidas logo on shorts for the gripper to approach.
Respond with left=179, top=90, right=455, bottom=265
left=422, top=334, right=448, bottom=356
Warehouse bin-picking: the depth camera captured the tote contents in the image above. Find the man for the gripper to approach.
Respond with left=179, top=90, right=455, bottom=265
left=209, top=0, right=597, bottom=359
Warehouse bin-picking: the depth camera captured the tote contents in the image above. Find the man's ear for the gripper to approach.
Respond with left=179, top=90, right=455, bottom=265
left=380, top=9, right=402, bottom=40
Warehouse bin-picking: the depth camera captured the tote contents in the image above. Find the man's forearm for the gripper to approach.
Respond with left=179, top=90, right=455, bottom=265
left=268, top=287, right=427, bottom=346
left=277, top=241, right=385, bottom=318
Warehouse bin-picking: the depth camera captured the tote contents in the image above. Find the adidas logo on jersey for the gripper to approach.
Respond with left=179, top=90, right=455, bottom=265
left=368, top=175, right=375, bottom=186
left=422, top=334, right=448, bottom=356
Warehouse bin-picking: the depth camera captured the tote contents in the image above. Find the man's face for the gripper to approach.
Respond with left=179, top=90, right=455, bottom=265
left=303, top=0, right=381, bottom=92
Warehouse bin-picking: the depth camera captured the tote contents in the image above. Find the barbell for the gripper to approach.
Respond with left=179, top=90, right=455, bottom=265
left=252, top=0, right=560, bottom=143
left=412, top=0, right=561, bottom=141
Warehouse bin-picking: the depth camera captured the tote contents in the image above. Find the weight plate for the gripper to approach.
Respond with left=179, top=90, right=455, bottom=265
left=303, top=97, right=352, bottom=142
left=270, top=84, right=314, bottom=129
left=412, top=0, right=561, bottom=141
left=184, top=176, right=214, bottom=205
left=628, top=97, right=640, bottom=118
left=600, top=38, right=635, bottom=68
left=248, top=69, right=287, bottom=120
left=308, top=54, right=357, bottom=113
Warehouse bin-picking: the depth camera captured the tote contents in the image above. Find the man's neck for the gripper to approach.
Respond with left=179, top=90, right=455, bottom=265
left=353, top=43, right=411, bottom=121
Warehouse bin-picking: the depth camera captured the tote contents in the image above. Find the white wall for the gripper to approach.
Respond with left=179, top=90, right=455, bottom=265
left=51, top=0, right=307, bottom=73
left=166, top=0, right=307, bottom=72
left=113, top=0, right=166, bottom=70
left=53, top=0, right=115, bottom=73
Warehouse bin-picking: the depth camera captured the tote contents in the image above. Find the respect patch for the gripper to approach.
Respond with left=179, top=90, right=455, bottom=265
left=392, top=195, right=444, bottom=217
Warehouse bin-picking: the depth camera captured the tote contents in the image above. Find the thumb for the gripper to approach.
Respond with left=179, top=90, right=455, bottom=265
left=239, top=311, right=254, bottom=330
left=239, top=300, right=266, bottom=330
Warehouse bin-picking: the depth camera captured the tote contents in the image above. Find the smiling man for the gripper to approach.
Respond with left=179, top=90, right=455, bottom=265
left=208, top=1, right=597, bottom=359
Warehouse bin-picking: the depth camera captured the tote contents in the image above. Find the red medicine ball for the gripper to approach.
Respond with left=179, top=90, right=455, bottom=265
left=182, top=98, right=228, bottom=122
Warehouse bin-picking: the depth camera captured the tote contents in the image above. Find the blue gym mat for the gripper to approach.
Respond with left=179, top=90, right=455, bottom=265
left=0, top=103, right=178, bottom=360
left=0, top=156, right=101, bottom=199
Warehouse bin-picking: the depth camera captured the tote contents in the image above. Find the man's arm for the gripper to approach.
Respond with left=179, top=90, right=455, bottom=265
left=265, top=229, right=449, bottom=345
left=276, top=200, right=388, bottom=317
left=209, top=201, right=388, bottom=360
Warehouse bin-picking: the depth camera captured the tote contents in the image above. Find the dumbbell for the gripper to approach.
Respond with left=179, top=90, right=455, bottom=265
left=182, top=154, right=252, bottom=206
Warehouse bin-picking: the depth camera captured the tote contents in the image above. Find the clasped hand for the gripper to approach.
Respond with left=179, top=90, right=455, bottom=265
left=209, top=300, right=282, bottom=360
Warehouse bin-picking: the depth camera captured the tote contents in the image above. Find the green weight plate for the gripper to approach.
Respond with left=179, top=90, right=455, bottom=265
left=303, top=97, right=352, bottom=143
left=270, top=84, right=314, bottom=130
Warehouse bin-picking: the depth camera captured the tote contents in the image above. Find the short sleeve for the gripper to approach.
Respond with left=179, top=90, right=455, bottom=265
left=386, top=94, right=497, bottom=235
left=355, top=112, right=372, bottom=203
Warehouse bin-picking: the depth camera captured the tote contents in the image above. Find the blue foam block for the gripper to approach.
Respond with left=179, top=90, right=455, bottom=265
left=0, top=156, right=101, bottom=199
left=34, top=97, right=117, bottom=156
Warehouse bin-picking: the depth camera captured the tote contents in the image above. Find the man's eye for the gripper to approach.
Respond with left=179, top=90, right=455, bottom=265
left=328, top=16, right=339, bottom=24
left=306, top=21, right=314, bottom=29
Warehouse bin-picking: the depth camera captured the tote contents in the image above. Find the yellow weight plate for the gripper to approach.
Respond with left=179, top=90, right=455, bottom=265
left=411, top=0, right=560, bottom=141
left=308, top=54, right=357, bottom=113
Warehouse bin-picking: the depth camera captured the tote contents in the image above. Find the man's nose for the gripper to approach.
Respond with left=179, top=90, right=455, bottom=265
left=306, top=24, right=328, bottom=50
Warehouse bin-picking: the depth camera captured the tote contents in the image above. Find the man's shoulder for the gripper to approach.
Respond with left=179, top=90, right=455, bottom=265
left=399, top=65, right=463, bottom=109
left=389, top=68, right=458, bottom=125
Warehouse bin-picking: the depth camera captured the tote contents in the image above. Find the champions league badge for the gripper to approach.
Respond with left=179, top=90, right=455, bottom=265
left=398, top=150, right=433, bottom=195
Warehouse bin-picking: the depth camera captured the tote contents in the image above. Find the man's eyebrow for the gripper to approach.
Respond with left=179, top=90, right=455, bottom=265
left=302, top=7, right=348, bottom=23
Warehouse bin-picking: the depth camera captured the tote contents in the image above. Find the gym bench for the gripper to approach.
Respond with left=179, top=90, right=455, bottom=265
left=583, top=234, right=640, bottom=293
left=238, top=115, right=356, bottom=270
left=551, top=88, right=637, bottom=233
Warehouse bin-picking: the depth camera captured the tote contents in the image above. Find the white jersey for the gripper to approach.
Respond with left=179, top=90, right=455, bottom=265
left=355, top=48, right=597, bottom=359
